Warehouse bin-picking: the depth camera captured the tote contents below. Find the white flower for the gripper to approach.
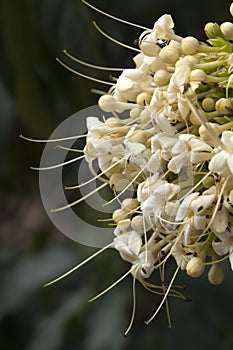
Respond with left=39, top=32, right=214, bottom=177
left=209, top=131, right=233, bottom=176
left=167, top=64, right=191, bottom=103
left=212, top=227, right=233, bottom=270
left=113, top=230, right=142, bottom=263
left=168, top=134, right=212, bottom=173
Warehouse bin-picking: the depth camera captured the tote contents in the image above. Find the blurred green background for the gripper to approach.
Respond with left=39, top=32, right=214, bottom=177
left=0, top=0, right=233, bottom=349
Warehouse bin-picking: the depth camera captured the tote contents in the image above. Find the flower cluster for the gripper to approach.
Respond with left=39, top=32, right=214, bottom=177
left=43, top=1, right=233, bottom=331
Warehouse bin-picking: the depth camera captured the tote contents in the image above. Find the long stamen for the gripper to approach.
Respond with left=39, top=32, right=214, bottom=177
left=124, top=270, right=137, bottom=336
left=56, top=58, right=114, bottom=86
left=19, top=134, right=87, bottom=143
left=145, top=265, right=180, bottom=325
left=143, top=281, right=188, bottom=300
left=51, top=182, right=108, bottom=212
left=31, top=154, right=85, bottom=171
left=44, top=243, right=112, bottom=287
left=93, top=22, right=141, bottom=53
left=160, top=261, right=172, bottom=328
left=88, top=267, right=134, bottom=302
left=56, top=145, right=84, bottom=153
left=65, top=159, right=122, bottom=190
left=63, top=50, right=125, bottom=71
left=82, top=0, right=149, bottom=30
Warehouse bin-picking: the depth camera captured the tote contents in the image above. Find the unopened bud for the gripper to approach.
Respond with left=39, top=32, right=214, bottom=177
left=215, top=97, right=233, bottom=114
left=181, top=36, right=199, bottom=55
left=190, top=69, right=206, bottom=82
left=131, top=215, right=145, bottom=234
left=129, top=129, right=152, bottom=144
left=130, top=107, right=141, bottom=119
left=204, top=22, right=223, bottom=39
left=159, top=46, right=179, bottom=65
left=153, top=69, right=171, bottom=86
left=110, top=173, right=130, bottom=191
left=202, top=175, right=215, bottom=188
left=121, top=198, right=139, bottom=211
left=99, top=94, right=117, bottom=112
left=186, top=257, right=205, bottom=277
left=199, top=122, right=220, bottom=146
left=208, top=263, right=224, bottom=285
left=202, top=97, right=215, bottom=112
left=113, top=209, right=130, bottom=223
left=230, top=3, right=233, bottom=17
left=220, top=22, right=233, bottom=40
left=136, top=92, right=152, bottom=106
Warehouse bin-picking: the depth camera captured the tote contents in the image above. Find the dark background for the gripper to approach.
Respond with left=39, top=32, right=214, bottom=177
left=0, top=0, right=233, bottom=349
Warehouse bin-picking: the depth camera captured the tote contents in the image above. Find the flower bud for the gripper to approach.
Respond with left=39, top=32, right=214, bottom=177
left=121, top=198, right=139, bottom=211
left=139, top=109, right=151, bottom=124
left=201, top=97, right=215, bottom=112
left=109, top=173, right=130, bottom=191
left=189, top=112, right=201, bottom=125
left=199, top=122, right=220, bottom=146
left=181, top=36, right=199, bottom=55
left=215, top=98, right=233, bottom=114
left=230, top=3, right=233, bottom=17
left=208, top=264, right=224, bottom=285
left=204, top=22, right=223, bottom=39
left=113, top=209, right=129, bottom=223
left=130, top=107, right=141, bottom=119
left=131, top=215, right=145, bottom=234
left=169, top=40, right=182, bottom=52
left=99, top=94, right=117, bottom=112
left=129, top=129, right=151, bottom=145
left=175, top=55, right=198, bottom=68
left=220, top=22, right=233, bottom=40
left=186, top=257, right=205, bottom=277
left=136, top=92, right=152, bottom=106
left=159, top=46, right=179, bottom=65
left=202, top=175, right=215, bottom=188
left=189, top=69, right=206, bottom=82
left=105, top=117, right=124, bottom=127
left=153, top=69, right=171, bottom=86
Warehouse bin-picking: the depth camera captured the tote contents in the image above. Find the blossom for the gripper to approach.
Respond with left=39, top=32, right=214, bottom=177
left=168, top=134, right=212, bottom=173
left=213, top=227, right=233, bottom=270
left=37, top=1, right=233, bottom=332
left=209, top=131, right=233, bottom=176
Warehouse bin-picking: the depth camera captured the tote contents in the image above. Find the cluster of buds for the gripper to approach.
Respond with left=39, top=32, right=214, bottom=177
left=40, top=1, right=233, bottom=332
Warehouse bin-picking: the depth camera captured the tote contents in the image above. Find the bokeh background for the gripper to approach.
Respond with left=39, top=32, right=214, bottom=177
left=0, top=0, right=233, bottom=349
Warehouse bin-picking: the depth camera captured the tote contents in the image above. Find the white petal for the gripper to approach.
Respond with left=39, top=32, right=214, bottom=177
left=86, top=117, right=103, bottom=130
left=227, top=155, right=233, bottom=174
left=175, top=193, right=198, bottom=221
left=212, top=241, right=229, bottom=256
left=209, top=151, right=228, bottom=174
left=128, top=231, right=142, bottom=256
left=221, top=130, right=233, bottom=149
left=190, top=193, right=216, bottom=214
left=211, top=209, right=229, bottom=233
left=168, top=153, right=186, bottom=173
left=189, top=138, right=212, bottom=152
left=193, top=215, right=206, bottom=230
left=147, top=153, right=162, bottom=173
left=154, top=14, right=174, bottom=38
